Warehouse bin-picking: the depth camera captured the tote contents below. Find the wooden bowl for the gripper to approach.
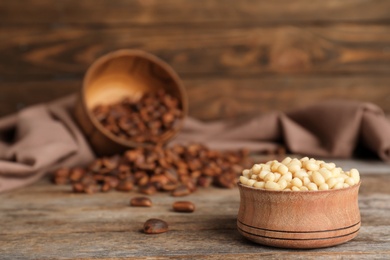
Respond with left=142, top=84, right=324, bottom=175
left=74, top=49, right=187, bottom=156
left=237, top=182, right=361, bottom=249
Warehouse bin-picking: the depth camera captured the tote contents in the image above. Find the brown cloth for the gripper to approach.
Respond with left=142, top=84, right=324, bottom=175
left=1, top=95, right=390, bottom=193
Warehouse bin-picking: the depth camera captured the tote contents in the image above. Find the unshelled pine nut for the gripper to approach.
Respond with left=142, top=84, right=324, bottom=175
left=130, top=197, right=152, bottom=207
left=172, top=201, right=195, bottom=213
left=143, top=219, right=168, bottom=234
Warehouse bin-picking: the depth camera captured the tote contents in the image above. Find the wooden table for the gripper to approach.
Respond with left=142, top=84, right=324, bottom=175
left=1, top=159, right=390, bottom=259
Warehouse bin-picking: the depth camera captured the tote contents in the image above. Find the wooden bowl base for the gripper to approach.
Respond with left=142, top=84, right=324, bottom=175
left=237, top=219, right=360, bottom=249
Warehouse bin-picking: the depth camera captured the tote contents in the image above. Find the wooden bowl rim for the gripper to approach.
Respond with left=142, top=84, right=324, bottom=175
left=237, top=181, right=361, bottom=195
left=81, top=49, right=188, bottom=148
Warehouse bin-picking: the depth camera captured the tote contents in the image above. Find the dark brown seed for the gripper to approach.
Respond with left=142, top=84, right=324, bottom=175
left=130, top=197, right=152, bottom=207
left=104, top=176, right=119, bottom=188
left=124, top=150, right=140, bottom=162
left=172, top=201, right=195, bottom=213
left=137, top=175, right=149, bottom=186
left=88, top=160, right=103, bottom=172
left=197, top=176, right=213, bottom=188
left=118, top=164, right=131, bottom=174
left=150, top=175, right=168, bottom=186
left=171, top=184, right=191, bottom=197
left=84, top=184, right=99, bottom=194
left=53, top=176, right=68, bottom=185
left=72, top=183, right=84, bottom=193
left=80, top=174, right=95, bottom=185
left=214, top=175, right=236, bottom=189
left=93, top=91, right=182, bottom=144
left=161, top=182, right=177, bottom=191
left=184, top=179, right=197, bottom=192
left=162, top=113, right=174, bottom=125
left=52, top=139, right=251, bottom=197
left=203, top=168, right=215, bottom=176
left=93, top=174, right=105, bottom=182
left=139, top=184, right=157, bottom=195
left=69, top=168, right=85, bottom=182
left=102, top=156, right=120, bottom=170
left=165, top=169, right=178, bottom=182
left=116, top=181, right=133, bottom=192
left=190, top=170, right=202, bottom=178
left=101, top=183, right=111, bottom=192
left=143, top=218, right=168, bottom=234
left=138, top=162, right=155, bottom=171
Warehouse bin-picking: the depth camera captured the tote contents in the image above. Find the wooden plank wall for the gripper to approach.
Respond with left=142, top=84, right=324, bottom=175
left=1, top=0, right=390, bottom=120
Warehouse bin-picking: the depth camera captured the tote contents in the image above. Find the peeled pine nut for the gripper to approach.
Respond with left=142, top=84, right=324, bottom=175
left=277, top=164, right=289, bottom=175
left=291, top=186, right=300, bottom=191
left=240, top=176, right=249, bottom=185
left=294, top=170, right=308, bottom=179
left=277, top=179, right=288, bottom=190
left=271, top=163, right=280, bottom=172
left=280, top=172, right=293, bottom=182
left=265, top=181, right=281, bottom=190
left=307, top=183, right=318, bottom=191
left=239, top=157, right=360, bottom=191
left=306, top=162, right=319, bottom=171
left=247, top=179, right=256, bottom=187
left=291, top=177, right=303, bottom=188
left=312, top=172, right=325, bottom=186
left=332, top=168, right=341, bottom=176
left=350, top=169, right=360, bottom=183
left=345, top=177, right=355, bottom=186
left=274, top=173, right=281, bottom=182
left=259, top=170, right=270, bottom=179
left=253, top=181, right=265, bottom=189
left=334, top=182, right=344, bottom=189
left=319, top=168, right=332, bottom=181
left=303, top=177, right=311, bottom=186
left=326, top=178, right=338, bottom=189
left=264, top=172, right=275, bottom=182
left=262, top=164, right=271, bottom=171
left=242, top=169, right=251, bottom=178
left=288, top=164, right=301, bottom=173
left=281, top=157, right=292, bottom=165
left=252, top=164, right=262, bottom=175
left=319, top=183, right=329, bottom=190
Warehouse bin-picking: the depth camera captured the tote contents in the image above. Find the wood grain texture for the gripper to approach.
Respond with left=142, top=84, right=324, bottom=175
left=1, top=25, right=390, bottom=80
left=0, top=170, right=389, bottom=259
left=1, top=0, right=390, bottom=26
left=2, top=76, right=390, bottom=120
left=1, top=1, right=390, bottom=120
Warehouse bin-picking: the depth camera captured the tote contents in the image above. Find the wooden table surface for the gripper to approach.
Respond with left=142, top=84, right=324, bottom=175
left=1, top=159, right=390, bottom=259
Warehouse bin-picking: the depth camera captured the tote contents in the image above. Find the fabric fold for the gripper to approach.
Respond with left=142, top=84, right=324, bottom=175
left=0, top=96, right=95, bottom=192
left=1, top=95, right=390, bottom=193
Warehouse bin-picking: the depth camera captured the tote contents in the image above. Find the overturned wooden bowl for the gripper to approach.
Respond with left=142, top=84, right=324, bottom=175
left=237, top=182, right=361, bottom=249
left=74, top=49, right=187, bottom=156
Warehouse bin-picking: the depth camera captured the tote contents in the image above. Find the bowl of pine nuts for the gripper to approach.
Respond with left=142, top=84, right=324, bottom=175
left=237, top=157, right=361, bottom=249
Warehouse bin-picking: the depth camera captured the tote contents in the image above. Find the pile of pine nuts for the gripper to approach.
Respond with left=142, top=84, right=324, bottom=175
left=239, top=157, right=360, bottom=191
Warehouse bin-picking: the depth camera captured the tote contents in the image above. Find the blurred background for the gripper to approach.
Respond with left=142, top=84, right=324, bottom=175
left=1, top=0, right=390, bottom=121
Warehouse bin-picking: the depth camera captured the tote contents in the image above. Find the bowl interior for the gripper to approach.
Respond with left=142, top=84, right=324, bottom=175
left=81, top=50, right=187, bottom=146
left=84, top=50, right=185, bottom=110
